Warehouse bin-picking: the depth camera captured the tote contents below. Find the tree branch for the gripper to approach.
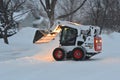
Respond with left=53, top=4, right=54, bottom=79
left=45, top=0, right=50, bottom=10
left=51, top=0, right=57, bottom=10
left=57, top=0, right=87, bottom=19
left=5, top=0, right=11, bottom=9
left=39, top=0, right=47, bottom=13
left=13, top=10, right=30, bottom=21
left=13, top=0, right=26, bottom=12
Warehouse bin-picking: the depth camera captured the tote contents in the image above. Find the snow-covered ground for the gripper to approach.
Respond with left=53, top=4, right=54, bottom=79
left=0, top=27, right=120, bottom=80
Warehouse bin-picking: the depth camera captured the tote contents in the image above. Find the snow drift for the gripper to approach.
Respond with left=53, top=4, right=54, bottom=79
left=0, top=27, right=120, bottom=80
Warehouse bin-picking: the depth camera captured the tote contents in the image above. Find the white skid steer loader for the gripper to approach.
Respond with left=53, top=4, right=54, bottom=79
left=33, top=20, right=102, bottom=61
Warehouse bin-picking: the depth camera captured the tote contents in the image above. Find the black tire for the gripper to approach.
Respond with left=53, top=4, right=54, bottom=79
left=72, top=48, right=86, bottom=61
left=53, top=48, right=65, bottom=61
left=85, top=56, right=91, bottom=60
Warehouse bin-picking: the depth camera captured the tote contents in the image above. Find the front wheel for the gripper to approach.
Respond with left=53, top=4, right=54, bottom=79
left=72, top=48, right=86, bottom=61
left=53, top=48, right=65, bottom=61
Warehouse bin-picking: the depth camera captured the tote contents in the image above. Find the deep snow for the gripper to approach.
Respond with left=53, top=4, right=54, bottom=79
left=0, top=27, right=120, bottom=80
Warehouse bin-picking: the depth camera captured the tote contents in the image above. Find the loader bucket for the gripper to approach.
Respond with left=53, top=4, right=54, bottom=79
left=33, top=26, right=62, bottom=44
left=33, top=30, right=44, bottom=43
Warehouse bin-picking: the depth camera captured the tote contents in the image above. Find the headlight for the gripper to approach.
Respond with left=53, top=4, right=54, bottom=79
left=99, top=40, right=102, bottom=43
left=96, top=40, right=98, bottom=43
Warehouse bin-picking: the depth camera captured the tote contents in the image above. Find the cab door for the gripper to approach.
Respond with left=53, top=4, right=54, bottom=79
left=60, top=27, right=77, bottom=46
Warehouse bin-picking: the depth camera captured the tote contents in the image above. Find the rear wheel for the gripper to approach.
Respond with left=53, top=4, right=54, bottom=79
left=72, top=48, right=85, bottom=61
left=53, top=48, right=65, bottom=61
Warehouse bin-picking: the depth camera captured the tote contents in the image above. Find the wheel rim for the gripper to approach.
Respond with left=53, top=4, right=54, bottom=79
left=54, top=50, right=63, bottom=59
left=73, top=50, right=83, bottom=59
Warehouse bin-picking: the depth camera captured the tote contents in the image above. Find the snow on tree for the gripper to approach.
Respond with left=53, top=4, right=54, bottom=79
left=0, top=0, right=25, bottom=44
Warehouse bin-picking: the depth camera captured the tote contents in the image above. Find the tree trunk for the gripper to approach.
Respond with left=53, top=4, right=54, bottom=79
left=49, top=17, right=54, bottom=28
left=0, top=29, right=9, bottom=44
left=48, top=10, right=55, bottom=29
left=3, top=36, right=9, bottom=44
left=3, top=30, right=9, bottom=44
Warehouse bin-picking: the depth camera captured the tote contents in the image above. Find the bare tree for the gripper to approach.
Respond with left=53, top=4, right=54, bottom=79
left=39, top=0, right=87, bottom=30
left=103, top=0, right=120, bottom=32
left=57, top=0, right=87, bottom=19
left=57, top=0, right=81, bottom=22
left=0, top=0, right=25, bottom=44
left=85, top=0, right=120, bottom=33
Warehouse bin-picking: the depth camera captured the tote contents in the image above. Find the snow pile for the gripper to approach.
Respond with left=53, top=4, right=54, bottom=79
left=0, top=27, right=39, bottom=61
left=0, top=27, right=120, bottom=80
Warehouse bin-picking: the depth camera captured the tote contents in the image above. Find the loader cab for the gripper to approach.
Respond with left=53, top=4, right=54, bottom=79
left=60, top=26, right=78, bottom=46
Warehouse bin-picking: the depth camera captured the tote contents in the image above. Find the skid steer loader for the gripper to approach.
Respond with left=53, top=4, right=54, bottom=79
left=33, top=20, right=102, bottom=61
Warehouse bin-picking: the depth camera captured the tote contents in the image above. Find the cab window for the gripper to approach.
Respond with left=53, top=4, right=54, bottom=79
left=60, top=27, right=77, bottom=46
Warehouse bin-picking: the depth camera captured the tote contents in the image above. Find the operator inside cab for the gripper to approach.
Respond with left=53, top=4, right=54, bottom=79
left=60, top=26, right=77, bottom=46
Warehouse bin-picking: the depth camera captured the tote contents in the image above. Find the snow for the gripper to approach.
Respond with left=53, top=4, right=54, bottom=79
left=0, top=27, right=120, bottom=80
